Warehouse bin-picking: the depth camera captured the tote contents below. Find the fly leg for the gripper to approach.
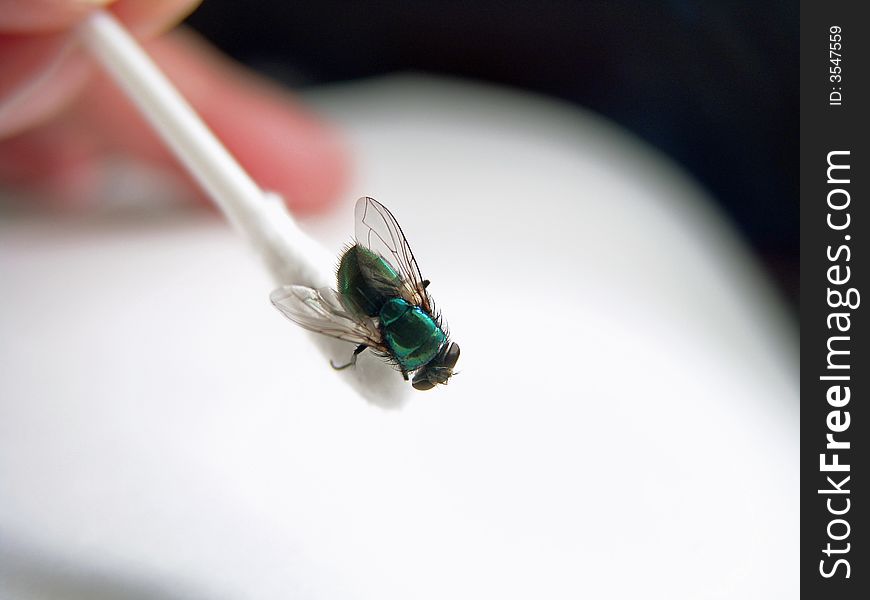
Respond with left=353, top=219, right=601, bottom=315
left=331, top=344, right=368, bottom=370
left=401, top=368, right=409, bottom=381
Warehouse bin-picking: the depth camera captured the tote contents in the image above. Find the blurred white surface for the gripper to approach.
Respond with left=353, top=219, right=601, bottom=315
left=0, top=76, right=797, bottom=599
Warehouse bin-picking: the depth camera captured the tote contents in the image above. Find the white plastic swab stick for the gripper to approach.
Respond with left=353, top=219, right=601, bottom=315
left=76, top=10, right=331, bottom=288
left=77, top=10, right=406, bottom=405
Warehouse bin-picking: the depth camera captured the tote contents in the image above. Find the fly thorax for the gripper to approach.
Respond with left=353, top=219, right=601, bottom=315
left=379, top=298, right=446, bottom=371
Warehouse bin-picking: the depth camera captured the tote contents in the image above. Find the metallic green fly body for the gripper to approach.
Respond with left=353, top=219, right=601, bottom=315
left=271, top=197, right=460, bottom=390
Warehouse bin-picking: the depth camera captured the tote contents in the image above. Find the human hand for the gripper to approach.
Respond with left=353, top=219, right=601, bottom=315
left=0, top=0, right=347, bottom=212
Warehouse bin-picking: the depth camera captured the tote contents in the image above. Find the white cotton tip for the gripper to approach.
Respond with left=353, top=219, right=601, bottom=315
left=262, top=193, right=410, bottom=408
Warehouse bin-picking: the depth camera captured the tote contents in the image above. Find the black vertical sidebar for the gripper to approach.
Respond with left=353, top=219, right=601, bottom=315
left=801, top=1, right=868, bottom=597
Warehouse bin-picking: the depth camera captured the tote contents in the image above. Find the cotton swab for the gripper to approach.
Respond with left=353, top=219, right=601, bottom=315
left=77, top=10, right=406, bottom=405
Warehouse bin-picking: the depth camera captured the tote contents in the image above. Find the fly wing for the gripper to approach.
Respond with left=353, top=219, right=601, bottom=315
left=354, top=196, right=432, bottom=312
left=270, top=285, right=386, bottom=350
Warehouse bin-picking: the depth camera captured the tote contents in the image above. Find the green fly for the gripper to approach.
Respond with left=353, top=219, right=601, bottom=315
left=270, top=197, right=460, bottom=390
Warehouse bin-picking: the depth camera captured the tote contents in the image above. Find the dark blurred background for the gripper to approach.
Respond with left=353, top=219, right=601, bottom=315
left=186, top=0, right=798, bottom=307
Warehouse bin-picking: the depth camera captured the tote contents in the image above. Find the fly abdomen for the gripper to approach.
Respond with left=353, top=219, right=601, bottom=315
left=337, top=244, right=401, bottom=317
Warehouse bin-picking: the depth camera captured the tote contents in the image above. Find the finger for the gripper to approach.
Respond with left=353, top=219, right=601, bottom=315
left=149, top=30, right=349, bottom=214
left=0, top=1, right=114, bottom=33
left=0, top=0, right=200, bottom=34
left=0, top=32, right=88, bottom=138
left=110, top=0, right=202, bottom=38
left=0, top=28, right=349, bottom=213
left=0, top=0, right=201, bottom=137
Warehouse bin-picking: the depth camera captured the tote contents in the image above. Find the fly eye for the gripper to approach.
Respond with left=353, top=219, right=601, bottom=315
left=411, top=343, right=460, bottom=391
left=443, top=343, right=460, bottom=369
